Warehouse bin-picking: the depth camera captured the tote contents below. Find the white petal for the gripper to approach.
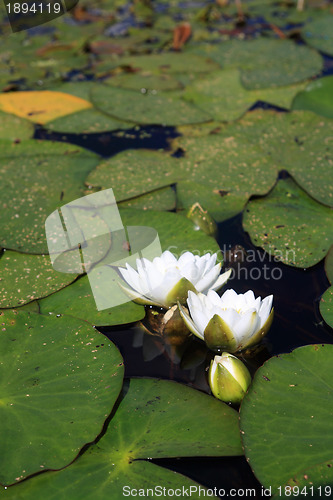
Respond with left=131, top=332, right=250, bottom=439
left=209, top=268, right=232, bottom=292
left=187, top=290, right=205, bottom=312
left=217, top=307, right=239, bottom=329
left=233, top=309, right=259, bottom=344
left=181, top=260, right=201, bottom=284
left=220, top=289, right=238, bottom=306
left=178, top=251, right=195, bottom=268
left=243, top=290, right=255, bottom=307
left=118, top=266, right=143, bottom=295
left=206, top=289, right=223, bottom=307
left=195, top=263, right=221, bottom=293
left=259, top=295, right=273, bottom=327
left=161, top=250, right=177, bottom=267
left=203, top=253, right=216, bottom=274
left=178, top=303, right=205, bottom=340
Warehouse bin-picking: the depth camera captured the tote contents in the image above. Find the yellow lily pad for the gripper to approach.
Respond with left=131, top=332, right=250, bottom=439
left=0, top=91, right=92, bottom=124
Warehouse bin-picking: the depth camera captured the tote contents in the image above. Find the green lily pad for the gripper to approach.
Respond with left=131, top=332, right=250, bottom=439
left=48, top=82, right=96, bottom=101
left=115, top=53, right=220, bottom=75
left=191, top=38, right=323, bottom=90
left=38, top=274, right=145, bottom=327
left=0, top=111, right=34, bottom=140
left=325, top=245, right=333, bottom=283
left=119, top=208, right=222, bottom=259
left=271, top=460, right=333, bottom=499
left=87, top=135, right=277, bottom=223
left=90, top=84, right=211, bottom=126
left=46, top=108, right=131, bottom=134
left=243, top=177, right=333, bottom=268
left=176, top=180, right=247, bottom=222
left=319, top=286, right=333, bottom=328
left=174, top=132, right=278, bottom=222
left=0, top=139, right=98, bottom=158
left=302, top=16, right=333, bottom=56
left=224, top=110, right=333, bottom=207
left=240, top=344, right=333, bottom=490
left=0, top=146, right=99, bottom=253
left=118, top=187, right=176, bottom=211
left=292, top=76, right=333, bottom=119
left=105, top=72, right=183, bottom=91
left=183, top=69, right=307, bottom=121
left=0, top=309, right=124, bottom=485
left=86, top=150, right=180, bottom=201
left=0, top=250, right=78, bottom=308
left=2, top=300, right=41, bottom=314
left=0, top=378, right=242, bottom=498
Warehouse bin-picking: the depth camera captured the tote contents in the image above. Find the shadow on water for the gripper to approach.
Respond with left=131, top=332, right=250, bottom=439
left=34, top=124, right=179, bottom=157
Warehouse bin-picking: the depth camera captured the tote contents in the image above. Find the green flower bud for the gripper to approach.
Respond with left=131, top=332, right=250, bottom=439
left=186, top=202, right=217, bottom=237
left=208, top=353, right=251, bottom=404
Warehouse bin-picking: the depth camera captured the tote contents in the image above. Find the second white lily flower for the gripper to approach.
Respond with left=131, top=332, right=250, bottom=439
left=179, top=288, right=274, bottom=352
left=118, top=250, right=231, bottom=309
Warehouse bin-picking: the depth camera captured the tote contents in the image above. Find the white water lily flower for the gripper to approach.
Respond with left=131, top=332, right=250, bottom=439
left=118, top=250, right=231, bottom=309
left=179, top=289, right=274, bottom=352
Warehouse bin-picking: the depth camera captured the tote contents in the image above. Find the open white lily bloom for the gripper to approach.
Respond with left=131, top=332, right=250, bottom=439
left=179, top=289, right=274, bottom=352
left=118, top=250, right=231, bottom=309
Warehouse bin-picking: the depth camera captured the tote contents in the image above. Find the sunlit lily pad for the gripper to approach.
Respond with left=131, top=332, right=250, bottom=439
left=0, top=250, right=78, bottom=308
left=38, top=274, right=145, bottom=326
left=0, top=309, right=124, bottom=485
left=191, top=38, right=323, bottom=89
left=90, top=84, right=211, bottom=126
left=0, top=111, right=34, bottom=140
left=0, top=91, right=92, bottom=124
left=183, top=69, right=307, bottom=121
left=243, top=177, right=333, bottom=268
left=0, top=378, right=242, bottom=498
left=319, top=287, right=333, bottom=328
left=240, top=344, right=333, bottom=489
left=174, top=132, right=278, bottom=221
left=292, top=76, right=333, bottom=119
left=0, top=148, right=99, bottom=253
left=302, top=15, right=333, bottom=56
left=224, top=110, right=333, bottom=207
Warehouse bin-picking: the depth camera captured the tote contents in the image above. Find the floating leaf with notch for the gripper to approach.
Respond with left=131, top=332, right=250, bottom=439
left=0, top=251, right=78, bottom=308
left=0, top=310, right=124, bottom=485
left=0, top=378, right=242, bottom=498
left=243, top=177, right=333, bottom=268
left=240, top=344, right=333, bottom=490
left=38, top=275, right=145, bottom=327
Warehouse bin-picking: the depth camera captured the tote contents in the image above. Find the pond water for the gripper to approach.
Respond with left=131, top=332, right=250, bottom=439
left=1, top=0, right=333, bottom=496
